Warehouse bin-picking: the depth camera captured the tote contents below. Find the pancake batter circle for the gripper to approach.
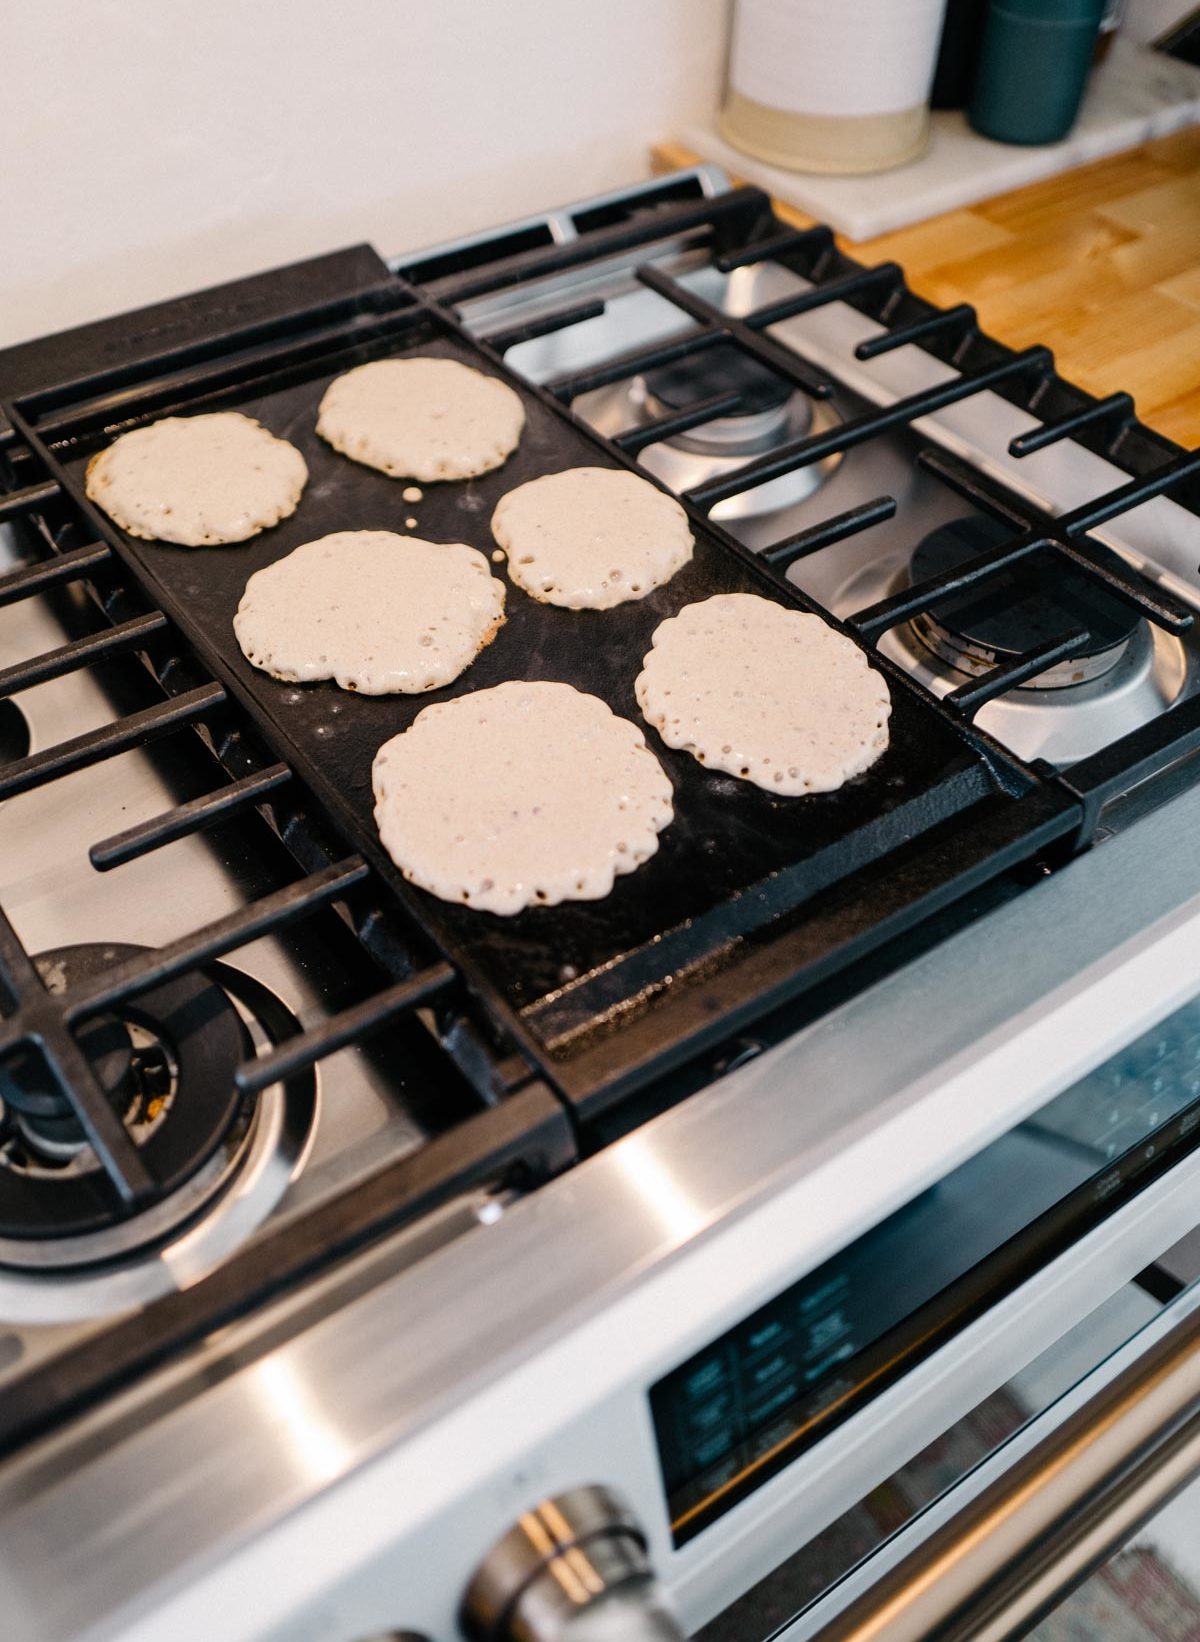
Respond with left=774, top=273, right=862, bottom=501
left=491, top=466, right=694, bottom=610
left=85, top=412, right=308, bottom=546
left=372, top=681, right=674, bottom=914
left=635, top=592, right=891, bottom=794
left=233, top=530, right=505, bottom=695
left=316, top=357, right=524, bottom=482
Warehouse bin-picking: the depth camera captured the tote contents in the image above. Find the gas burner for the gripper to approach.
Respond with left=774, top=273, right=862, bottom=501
left=0, top=946, right=316, bottom=1319
left=2, top=1010, right=172, bottom=1166
left=828, top=525, right=1195, bottom=769
left=0, top=944, right=248, bottom=1241
left=639, top=344, right=797, bottom=456
left=581, top=343, right=843, bottom=523
left=909, top=517, right=1143, bottom=690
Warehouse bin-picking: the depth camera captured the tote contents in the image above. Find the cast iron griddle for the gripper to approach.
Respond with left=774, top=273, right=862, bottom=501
left=49, top=305, right=1011, bottom=1069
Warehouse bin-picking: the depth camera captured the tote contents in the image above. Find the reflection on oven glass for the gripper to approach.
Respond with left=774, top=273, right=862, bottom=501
left=698, top=1280, right=1200, bottom=1642
left=653, top=993, right=1200, bottom=1545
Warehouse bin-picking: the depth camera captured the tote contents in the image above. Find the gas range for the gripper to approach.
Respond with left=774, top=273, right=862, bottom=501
left=2, top=168, right=1200, bottom=1642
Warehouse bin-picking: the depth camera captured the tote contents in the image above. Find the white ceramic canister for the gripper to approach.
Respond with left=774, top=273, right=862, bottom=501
left=720, top=0, right=951, bottom=174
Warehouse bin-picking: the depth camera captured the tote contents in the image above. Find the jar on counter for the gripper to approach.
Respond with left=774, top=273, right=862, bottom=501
left=719, top=0, right=951, bottom=174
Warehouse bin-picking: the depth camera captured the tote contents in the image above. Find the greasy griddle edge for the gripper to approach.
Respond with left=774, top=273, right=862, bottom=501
left=46, top=305, right=1020, bottom=1084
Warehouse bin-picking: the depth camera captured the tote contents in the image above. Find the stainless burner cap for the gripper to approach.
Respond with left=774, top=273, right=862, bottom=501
left=615, top=342, right=841, bottom=522
left=909, top=516, right=1143, bottom=691
left=637, top=342, right=806, bottom=458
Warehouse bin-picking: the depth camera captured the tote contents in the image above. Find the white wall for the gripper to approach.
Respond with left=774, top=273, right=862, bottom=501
left=0, top=0, right=729, bottom=349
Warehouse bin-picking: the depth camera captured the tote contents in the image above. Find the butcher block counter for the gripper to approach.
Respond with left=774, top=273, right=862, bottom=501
left=653, top=128, right=1200, bottom=449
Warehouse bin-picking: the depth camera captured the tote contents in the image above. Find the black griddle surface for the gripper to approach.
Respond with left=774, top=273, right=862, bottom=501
left=51, top=313, right=1002, bottom=1057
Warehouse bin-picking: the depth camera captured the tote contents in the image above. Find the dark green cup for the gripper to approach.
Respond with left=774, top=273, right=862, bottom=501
left=969, top=0, right=1105, bottom=145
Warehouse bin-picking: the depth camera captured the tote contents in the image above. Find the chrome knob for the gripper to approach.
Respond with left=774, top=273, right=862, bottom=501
left=462, top=1486, right=686, bottom=1642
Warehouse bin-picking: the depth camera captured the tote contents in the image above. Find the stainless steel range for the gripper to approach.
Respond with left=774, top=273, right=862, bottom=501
left=2, top=168, right=1200, bottom=1642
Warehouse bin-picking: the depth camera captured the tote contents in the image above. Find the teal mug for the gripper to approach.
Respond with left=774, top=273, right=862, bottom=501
left=969, top=0, right=1106, bottom=145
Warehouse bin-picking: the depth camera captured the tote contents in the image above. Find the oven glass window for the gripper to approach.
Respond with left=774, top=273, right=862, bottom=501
left=651, top=992, right=1200, bottom=1544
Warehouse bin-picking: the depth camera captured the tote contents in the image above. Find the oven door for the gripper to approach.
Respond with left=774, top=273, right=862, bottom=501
left=700, top=1261, right=1200, bottom=1642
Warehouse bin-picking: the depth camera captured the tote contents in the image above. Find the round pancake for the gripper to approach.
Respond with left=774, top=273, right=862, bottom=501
left=316, top=357, right=524, bottom=482
left=635, top=592, right=891, bottom=795
left=372, top=681, right=674, bottom=915
left=491, top=467, right=693, bottom=610
left=234, top=531, right=504, bottom=695
left=85, top=412, right=307, bottom=546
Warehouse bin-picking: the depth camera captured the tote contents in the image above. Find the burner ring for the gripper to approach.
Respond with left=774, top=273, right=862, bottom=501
left=909, top=517, right=1143, bottom=691
left=621, top=388, right=843, bottom=522
left=0, top=963, right=317, bottom=1312
left=642, top=342, right=794, bottom=418
left=637, top=342, right=800, bottom=458
left=0, top=944, right=250, bottom=1240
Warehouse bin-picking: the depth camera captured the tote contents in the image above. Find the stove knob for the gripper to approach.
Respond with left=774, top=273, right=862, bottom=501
left=462, top=1486, right=686, bottom=1642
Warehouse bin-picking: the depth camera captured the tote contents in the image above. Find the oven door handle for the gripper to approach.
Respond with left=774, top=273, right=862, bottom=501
left=807, top=1291, right=1200, bottom=1642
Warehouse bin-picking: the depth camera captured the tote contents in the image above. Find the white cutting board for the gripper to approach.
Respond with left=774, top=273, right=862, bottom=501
left=679, top=40, right=1200, bottom=241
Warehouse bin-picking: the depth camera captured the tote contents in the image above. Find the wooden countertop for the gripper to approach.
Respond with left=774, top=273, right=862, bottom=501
left=653, top=130, right=1200, bottom=448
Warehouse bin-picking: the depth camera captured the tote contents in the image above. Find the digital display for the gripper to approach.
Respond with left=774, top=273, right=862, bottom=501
left=651, top=993, right=1200, bottom=1544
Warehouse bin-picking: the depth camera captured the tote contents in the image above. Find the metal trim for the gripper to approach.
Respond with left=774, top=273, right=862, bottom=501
left=807, top=1296, right=1200, bottom=1642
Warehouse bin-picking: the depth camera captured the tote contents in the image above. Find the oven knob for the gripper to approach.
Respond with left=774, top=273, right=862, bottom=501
left=462, top=1485, right=686, bottom=1642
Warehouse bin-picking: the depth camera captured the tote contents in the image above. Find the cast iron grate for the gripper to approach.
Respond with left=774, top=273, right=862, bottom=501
left=0, top=367, right=574, bottom=1451
left=3, top=181, right=1198, bottom=1149
left=0, top=410, right=560, bottom=1221
left=427, top=183, right=1200, bottom=766
left=5, top=303, right=1068, bottom=1118
left=9, top=183, right=1200, bottom=1128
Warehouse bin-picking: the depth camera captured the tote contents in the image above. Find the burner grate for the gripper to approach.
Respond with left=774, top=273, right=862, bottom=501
left=853, top=302, right=978, bottom=362
left=0, top=392, right=567, bottom=1223
left=761, top=496, right=899, bottom=569
left=613, top=388, right=746, bottom=456
left=9, top=279, right=1084, bottom=1121
left=87, top=761, right=294, bottom=870
left=3, top=181, right=1199, bottom=1189
left=1007, top=391, right=1136, bottom=458
left=5, top=184, right=1198, bottom=1152
left=438, top=184, right=1198, bottom=819
left=0, top=406, right=573, bottom=1448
